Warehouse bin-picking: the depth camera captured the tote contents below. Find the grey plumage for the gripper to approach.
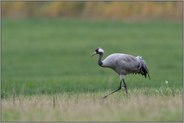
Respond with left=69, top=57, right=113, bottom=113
left=92, top=47, right=150, bottom=98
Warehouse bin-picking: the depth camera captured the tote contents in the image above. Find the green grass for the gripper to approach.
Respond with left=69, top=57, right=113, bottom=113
left=1, top=18, right=183, bottom=121
left=2, top=19, right=182, bottom=97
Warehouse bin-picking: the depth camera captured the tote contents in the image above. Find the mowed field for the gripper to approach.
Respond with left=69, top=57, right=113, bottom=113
left=1, top=19, right=183, bottom=121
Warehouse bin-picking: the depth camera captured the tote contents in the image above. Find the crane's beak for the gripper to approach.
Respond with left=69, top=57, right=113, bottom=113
left=91, top=52, right=97, bottom=57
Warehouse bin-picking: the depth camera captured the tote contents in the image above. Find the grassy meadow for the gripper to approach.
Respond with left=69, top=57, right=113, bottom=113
left=1, top=19, right=183, bottom=121
left=2, top=89, right=182, bottom=121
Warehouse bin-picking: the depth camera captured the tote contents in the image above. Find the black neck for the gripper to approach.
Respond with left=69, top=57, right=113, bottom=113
left=98, top=53, right=103, bottom=66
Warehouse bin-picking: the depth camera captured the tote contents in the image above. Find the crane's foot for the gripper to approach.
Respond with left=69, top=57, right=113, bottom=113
left=103, top=87, right=121, bottom=99
left=103, top=95, right=108, bottom=99
left=125, top=89, right=128, bottom=95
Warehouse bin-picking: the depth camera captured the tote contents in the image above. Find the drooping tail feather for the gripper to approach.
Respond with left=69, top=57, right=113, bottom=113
left=136, top=56, right=150, bottom=79
left=141, top=63, right=150, bottom=79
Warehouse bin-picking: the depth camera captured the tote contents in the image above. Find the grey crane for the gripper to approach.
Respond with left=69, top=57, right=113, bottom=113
left=92, top=47, right=150, bottom=98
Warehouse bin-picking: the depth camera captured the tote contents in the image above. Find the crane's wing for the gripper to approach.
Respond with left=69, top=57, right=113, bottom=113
left=103, top=53, right=150, bottom=79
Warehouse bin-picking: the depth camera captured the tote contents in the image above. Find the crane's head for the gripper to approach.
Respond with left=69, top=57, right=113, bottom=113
left=91, top=47, right=104, bottom=56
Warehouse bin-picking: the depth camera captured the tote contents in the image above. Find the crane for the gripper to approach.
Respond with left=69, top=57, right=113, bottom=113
left=92, top=47, right=150, bottom=98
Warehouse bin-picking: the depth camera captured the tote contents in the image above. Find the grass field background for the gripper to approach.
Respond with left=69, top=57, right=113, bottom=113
left=1, top=19, right=183, bottom=121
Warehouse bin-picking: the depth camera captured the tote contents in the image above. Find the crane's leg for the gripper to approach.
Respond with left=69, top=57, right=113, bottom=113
left=103, top=80, right=122, bottom=99
left=122, top=79, right=128, bottom=94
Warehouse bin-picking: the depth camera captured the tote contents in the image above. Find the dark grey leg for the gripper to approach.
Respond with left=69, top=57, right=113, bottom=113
left=103, top=80, right=122, bottom=99
left=122, top=79, right=128, bottom=94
